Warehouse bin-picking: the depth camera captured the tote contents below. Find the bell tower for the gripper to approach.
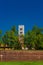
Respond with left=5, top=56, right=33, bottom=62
left=18, top=25, right=24, bottom=49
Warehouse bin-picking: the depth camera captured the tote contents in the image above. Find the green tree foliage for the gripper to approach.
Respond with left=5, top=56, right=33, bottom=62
left=0, top=25, right=43, bottom=50
left=2, top=26, right=21, bottom=50
left=24, top=26, right=43, bottom=50
left=0, top=30, right=2, bottom=44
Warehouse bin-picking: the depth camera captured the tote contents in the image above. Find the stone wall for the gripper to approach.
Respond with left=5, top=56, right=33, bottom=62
left=0, top=50, right=43, bottom=61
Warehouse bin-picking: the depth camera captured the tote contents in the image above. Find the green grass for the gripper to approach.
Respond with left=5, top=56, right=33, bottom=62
left=0, top=61, right=43, bottom=65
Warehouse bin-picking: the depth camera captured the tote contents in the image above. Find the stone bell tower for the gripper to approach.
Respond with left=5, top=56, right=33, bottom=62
left=18, top=25, right=24, bottom=49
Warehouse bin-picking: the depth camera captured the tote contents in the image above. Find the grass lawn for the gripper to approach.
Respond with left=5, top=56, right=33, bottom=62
left=0, top=61, right=43, bottom=65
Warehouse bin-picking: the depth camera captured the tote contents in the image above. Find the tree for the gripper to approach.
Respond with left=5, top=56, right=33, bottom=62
left=2, top=26, right=21, bottom=50
left=24, top=25, right=43, bottom=50
left=0, top=30, right=2, bottom=45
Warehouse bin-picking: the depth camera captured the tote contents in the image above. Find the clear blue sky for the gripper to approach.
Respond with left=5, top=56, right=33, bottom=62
left=0, top=0, right=43, bottom=34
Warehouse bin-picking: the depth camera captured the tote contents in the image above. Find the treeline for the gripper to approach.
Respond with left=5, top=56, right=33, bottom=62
left=0, top=25, right=43, bottom=50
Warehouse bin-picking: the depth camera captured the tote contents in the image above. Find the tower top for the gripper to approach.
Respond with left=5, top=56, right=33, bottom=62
left=19, top=25, right=24, bottom=27
left=18, top=25, right=24, bottom=35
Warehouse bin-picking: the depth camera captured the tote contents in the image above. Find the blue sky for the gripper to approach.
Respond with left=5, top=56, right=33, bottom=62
left=0, top=0, right=43, bottom=34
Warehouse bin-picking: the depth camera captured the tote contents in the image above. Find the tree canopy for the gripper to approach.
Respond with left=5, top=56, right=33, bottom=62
left=0, top=25, right=43, bottom=50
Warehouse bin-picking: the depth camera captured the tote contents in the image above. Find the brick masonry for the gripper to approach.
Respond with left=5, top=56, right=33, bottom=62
left=0, top=50, right=43, bottom=61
